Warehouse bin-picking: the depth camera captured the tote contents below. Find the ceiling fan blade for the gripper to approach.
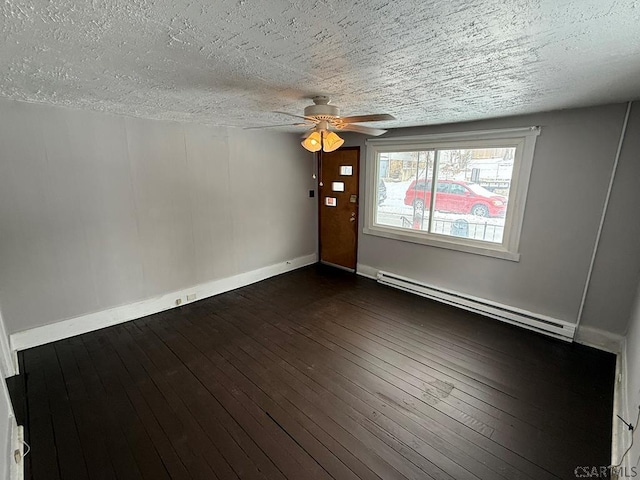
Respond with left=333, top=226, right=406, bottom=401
left=337, top=114, right=395, bottom=124
left=243, top=123, right=311, bottom=130
left=336, top=124, right=387, bottom=136
left=273, top=111, right=319, bottom=123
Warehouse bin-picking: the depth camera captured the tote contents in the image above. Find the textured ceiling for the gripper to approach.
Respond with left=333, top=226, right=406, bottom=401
left=1, top=0, right=639, bottom=129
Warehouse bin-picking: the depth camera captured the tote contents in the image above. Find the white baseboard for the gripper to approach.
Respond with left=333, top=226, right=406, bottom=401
left=10, top=254, right=317, bottom=353
left=356, top=263, right=378, bottom=280
left=574, top=325, right=624, bottom=353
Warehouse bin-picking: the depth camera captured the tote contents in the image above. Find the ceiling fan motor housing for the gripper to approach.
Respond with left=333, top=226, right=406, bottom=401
left=304, top=96, right=340, bottom=120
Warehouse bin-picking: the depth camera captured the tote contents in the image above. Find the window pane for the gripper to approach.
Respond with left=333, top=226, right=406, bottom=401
left=431, top=147, right=515, bottom=243
left=375, top=151, right=434, bottom=231
left=365, top=128, right=539, bottom=260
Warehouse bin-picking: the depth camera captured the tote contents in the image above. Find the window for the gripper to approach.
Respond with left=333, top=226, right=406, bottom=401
left=364, top=127, right=540, bottom=261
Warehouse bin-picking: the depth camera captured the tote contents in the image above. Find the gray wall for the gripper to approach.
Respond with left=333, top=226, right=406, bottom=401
left=581, top=103, right=640, bottom=333
left=0, top=99, right=317, bottom=334
left=346, top=103, right=638, bottom=333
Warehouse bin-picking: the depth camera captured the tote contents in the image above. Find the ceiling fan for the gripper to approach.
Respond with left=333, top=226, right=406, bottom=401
left=250, top=96, right=395, bottom=152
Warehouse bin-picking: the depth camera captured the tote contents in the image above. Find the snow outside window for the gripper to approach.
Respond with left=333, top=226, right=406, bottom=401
left=364, top=127, right=540, bottom=261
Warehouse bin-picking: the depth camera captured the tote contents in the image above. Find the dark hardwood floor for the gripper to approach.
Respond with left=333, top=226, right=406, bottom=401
left=17, top=264, right=615, bottom=480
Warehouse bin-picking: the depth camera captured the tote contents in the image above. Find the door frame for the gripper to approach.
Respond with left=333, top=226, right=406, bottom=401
left=318, top=146, right=361, bottom=272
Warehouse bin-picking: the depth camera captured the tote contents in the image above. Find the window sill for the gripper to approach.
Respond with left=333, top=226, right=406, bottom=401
left=363, top=225, right=521, bottom=261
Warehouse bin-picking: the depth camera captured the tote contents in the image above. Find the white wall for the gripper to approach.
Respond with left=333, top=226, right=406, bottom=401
left=0, top=392, right=10, bottom=480
left=0, top=98, right=317, bottom=335
left=346, top=103, right=637, bottom=333
left=0, top=308, right=15, bottom=480
left=621, top=280, right=640, bottom=470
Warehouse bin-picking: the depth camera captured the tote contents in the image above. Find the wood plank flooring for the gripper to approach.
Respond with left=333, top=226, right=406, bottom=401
left=19, top=265, right=615, bottom=480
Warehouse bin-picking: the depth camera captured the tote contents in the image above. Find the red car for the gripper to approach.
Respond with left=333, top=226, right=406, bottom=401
left=404, top=179, right=507, bottom=217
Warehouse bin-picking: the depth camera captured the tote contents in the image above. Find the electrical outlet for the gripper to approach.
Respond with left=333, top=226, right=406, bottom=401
left=186, top=293, right=196, bottom=301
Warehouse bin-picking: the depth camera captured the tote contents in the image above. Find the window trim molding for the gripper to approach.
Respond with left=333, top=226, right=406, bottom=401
left=363, top=126, right=540, bottom=261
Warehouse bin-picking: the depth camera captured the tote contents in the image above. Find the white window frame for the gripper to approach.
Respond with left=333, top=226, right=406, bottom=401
left=363, top=127, right=540, bottom=261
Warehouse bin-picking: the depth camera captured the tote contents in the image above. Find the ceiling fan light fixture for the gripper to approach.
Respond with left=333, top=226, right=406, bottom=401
left=301, top=131, right=322, bottom=152
left=323, top=131, right=344, bottom=152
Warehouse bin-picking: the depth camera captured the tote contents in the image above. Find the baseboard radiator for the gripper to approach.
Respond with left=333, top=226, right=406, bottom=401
left=376, top=270, right=576, bottom=341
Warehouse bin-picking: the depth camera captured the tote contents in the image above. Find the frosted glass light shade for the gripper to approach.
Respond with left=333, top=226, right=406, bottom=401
left=323, top=131, right=344, bottom=152
left=301, top=131, right=322, bottom=152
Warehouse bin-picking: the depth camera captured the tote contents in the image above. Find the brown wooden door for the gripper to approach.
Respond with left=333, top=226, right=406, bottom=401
left=319, top=147, right=359, bottom=271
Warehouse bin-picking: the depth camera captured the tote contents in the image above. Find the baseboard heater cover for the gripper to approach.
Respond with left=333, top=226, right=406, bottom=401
left=376, top=270, right=576, bottom=341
